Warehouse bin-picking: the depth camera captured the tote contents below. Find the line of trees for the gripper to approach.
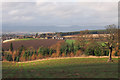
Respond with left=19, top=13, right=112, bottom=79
left=2, top=39, right=119, bottom=62
left=2, top=45, right=56, bottom=62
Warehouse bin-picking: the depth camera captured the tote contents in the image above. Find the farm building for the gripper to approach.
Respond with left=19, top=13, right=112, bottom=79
left=45, top=36, right=52, bottom=39
left=52, top=35, right=64, bottom=40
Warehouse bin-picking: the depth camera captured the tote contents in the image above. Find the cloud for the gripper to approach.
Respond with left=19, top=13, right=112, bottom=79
left=2, top=2, right=118, bottom=32
left=13, top=16, right=34, bottom=21
left=8, top=10, right=19, bottom=15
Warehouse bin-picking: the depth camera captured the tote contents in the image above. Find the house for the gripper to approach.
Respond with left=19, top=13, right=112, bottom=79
left=33, top=36, right=36, bottom=38
left=45, top=36, right=52, bottom=39
left=52, top=35, right=64, bottom=40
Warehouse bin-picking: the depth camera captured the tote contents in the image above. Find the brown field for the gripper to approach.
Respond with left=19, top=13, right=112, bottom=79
left=2, top=39, right=63, bottom=51
left=63, top=34, right=110, bottom=38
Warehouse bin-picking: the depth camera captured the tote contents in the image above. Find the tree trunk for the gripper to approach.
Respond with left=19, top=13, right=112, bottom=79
left=13, top=57, right=15, bottom=63
left=108, top=46, right=113, bottom=62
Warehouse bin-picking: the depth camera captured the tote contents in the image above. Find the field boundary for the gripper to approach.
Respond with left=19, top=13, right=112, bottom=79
left=3, top=39, right=15, bottom=43
left=2, top=56, right=118, bottom=63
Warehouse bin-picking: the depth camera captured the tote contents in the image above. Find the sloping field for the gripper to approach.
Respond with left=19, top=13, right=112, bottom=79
left=63, top=34, right=110, bottom=38
left=2, top=39, right=63, bottom=51
left=2, top=58, right=118, bottom=78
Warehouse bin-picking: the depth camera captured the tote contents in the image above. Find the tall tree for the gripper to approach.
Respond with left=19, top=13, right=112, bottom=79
left=105, top=24, right=118, bottom=62
left=76, top=30, right=89, bottom=48
left=10, top=43, right=13, bottom=52
left=35, top=33, right=38, bottom=38
left=71, top=42, right=74, bottom=53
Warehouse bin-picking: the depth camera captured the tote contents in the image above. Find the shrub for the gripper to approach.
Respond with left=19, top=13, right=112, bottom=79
left=38, top=47, right=52, bottom=56
left=31, top=54, right=35, bottom=60
left=70, top=52, right=74, bottom=57
left=94, top=47, right=101, bottom=56
left=19, top=56, right=25, bottom=61
left=67, top=53, right=70, bottom=57
left=84, top=41, right=103, bottom=56
left=76, top=50, right=83, bottom=56
left=37, top=54, right=43, bottom=59
left=2, top=51, right=4, bottom=56
left=103, top=50, right=109, bottom=56
left=85, top=47, right=94, bottom=56
left=15, top=56, right=19, bottom=62
left=114, top=51, right=118, bottom=56
left=5, top=54, right=13, bottom=61
left=51, top=53, right=57, bottom=57
left=61, top=53, right=65, bottom=57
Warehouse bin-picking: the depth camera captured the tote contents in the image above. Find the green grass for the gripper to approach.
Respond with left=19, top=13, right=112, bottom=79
left=65, top=39, right=76, bottom=45
left=15, top=38, right=38, bottom=41
left=2, top=58, right=118, bottom=78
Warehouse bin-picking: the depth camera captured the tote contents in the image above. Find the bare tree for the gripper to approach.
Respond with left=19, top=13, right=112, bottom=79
left=105, top=24, right=118, bottom=62
left=76, top=30, right=89, bottom=48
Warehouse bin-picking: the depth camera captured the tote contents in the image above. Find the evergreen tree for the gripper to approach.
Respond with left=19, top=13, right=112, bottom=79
left=18, top=45, right=24, bottom=57
left=49, top=49, right=53, bottom=56
left=35, top=33, right=38, bottom=38
left=71, top=42, right=74, bottom=53
left=65, top=44, right=69, bottom=56
left=10, top=43, right=13, bottom=52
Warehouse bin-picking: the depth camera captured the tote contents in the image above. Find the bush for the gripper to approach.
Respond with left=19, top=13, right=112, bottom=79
left=5, top=54, right=13, bottom=61
left=60, top=43, right=76, bottom=56
left=70, top=52, right=74, bottom=57
left=103, top=50, right=109, bottom=56
left=114, top=51, right=118, bottom=56
left=85, top=47, right=94, bottom=56
left=76, top=50, right=83, bottom=56
left=84, top=41, right=103, bottom=56
left=94, top=47, right=101, bottom=56
left=85, top=47, right=102, bottom=56
left=51, top=53, right=58, bottom=57
left=61, top=53, right=65, bottom=57
left=38, top=47, right=54, bottom=56
left=37, top=54, right=43, bottom=59
left=31, top=54, right=36, bottom=60
left=15, top=56, right=19, bottom=62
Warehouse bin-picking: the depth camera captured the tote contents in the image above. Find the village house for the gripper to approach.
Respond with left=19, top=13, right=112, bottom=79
left=52, top=35, right=64, bottom=40
left=45, top=36, right=52, bottom=39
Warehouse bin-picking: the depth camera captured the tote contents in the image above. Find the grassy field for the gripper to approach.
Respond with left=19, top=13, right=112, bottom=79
left=2, top=58, right=118, bottom=78
left=15, top=38, right=38, bottom=41
left=65, top=39, right=76, bottom=45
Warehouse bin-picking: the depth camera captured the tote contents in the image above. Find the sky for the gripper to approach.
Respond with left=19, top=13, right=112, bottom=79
left=2, top=2, right=118, bottom=32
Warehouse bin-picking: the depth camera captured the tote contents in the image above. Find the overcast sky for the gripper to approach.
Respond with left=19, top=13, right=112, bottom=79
left=2, top=2, right=118, bottom=32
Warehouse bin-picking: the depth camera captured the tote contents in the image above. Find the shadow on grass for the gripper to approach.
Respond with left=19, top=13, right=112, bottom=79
left=2, top=62, right=118, bottom=78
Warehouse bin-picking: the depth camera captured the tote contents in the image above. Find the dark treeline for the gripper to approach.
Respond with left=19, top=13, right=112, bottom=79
left=59, top=29, right=108, bottom=36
